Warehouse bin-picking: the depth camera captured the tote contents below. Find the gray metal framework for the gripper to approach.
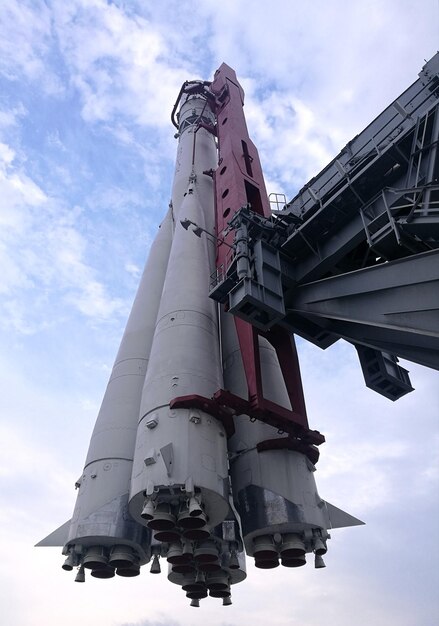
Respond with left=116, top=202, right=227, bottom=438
left=210, top=53, right=439, bottom=399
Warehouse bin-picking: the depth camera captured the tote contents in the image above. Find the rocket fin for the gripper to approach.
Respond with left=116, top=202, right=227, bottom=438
left=324, top=501, right=365, bottom=529
left=35, top=519, right=71, bottom=547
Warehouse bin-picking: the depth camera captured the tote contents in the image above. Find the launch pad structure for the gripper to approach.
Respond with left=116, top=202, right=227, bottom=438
left=38, top=53, right=439, bottom=607
left=209, top=54, right=439, bottom=393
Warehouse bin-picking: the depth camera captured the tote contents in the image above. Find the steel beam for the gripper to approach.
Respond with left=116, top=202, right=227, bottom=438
left=285, top=249, right=439, bottom=369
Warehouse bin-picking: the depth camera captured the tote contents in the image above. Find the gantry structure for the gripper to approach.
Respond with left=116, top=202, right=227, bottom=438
left=210, top=53, right=439, bottom=402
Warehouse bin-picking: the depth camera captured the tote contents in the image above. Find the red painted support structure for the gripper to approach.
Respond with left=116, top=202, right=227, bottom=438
left=208, top=64, right=324, bottom=448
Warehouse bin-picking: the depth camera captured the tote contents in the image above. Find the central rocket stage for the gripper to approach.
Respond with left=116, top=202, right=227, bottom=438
left=38, top=64, right=363, bottom=607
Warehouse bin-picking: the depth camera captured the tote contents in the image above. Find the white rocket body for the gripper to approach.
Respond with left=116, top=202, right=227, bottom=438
left=73, top=206, right=174, bottom=547
left=129, top=94, right=230, bottom=530
left=37, top=207, right=174, bottom=574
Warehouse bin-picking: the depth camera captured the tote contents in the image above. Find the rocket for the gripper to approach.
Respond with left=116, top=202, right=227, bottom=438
left=38, top=64, right=362, bottom=606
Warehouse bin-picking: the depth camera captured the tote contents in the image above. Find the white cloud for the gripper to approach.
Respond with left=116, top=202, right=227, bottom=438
left=125, top=262, right=141, bottom=277
left=0, top=149, right=127, bottom=329
left=0, top=104, right=27, bottom=129
left=51, top=0, right=191, bottom=129
left=0, top=0, right=64, bottom=94
left=241, top=84, right=338, bottom=193
left=319, top=440, right=409, bottom=512
left=0, top=140, right=16, bottom=164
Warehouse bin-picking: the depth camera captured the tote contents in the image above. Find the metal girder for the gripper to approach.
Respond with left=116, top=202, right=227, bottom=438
left=280, top=54, right=439, bottom=286
left=284, top=249, right=439, bottom=369
left=283, top=53, right=439, bottom=229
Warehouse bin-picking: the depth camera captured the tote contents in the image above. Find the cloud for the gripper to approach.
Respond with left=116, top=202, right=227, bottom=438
left=0, top=0, right=64, bottom=95
left=45, top=217, right=126, bottom=318
left=240, top=82, right=338, bottom=195
left=125, top=262, right=141, bottom=277
left=50, top=0, right=192, bottom=129
left=121, top=617, right=181, bottom=626
left=0, top=143, right=127, bottom=332
left=0, top=104, right=27, bottom=130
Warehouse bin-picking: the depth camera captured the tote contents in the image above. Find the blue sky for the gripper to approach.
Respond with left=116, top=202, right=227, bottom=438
left=0, top=1, right=438, bottom=625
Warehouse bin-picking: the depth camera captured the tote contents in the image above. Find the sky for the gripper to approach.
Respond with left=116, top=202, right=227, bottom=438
left=0, top=1, right=438, bottom=625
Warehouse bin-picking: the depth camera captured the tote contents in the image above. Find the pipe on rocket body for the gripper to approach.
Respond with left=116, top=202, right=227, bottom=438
left=64, top=206, right=174, bottom=567
left=171, top=93, right=217, bottom=236
left=129, top=91, right=230, bottom=534
left=221, top=313, right=330, bottom=565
